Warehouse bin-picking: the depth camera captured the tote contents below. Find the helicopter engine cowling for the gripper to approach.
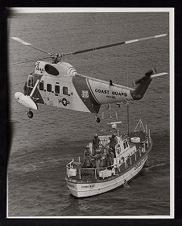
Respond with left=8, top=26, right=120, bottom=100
left=14, top=92, right=38, bottom=110
left=56, top=62, right=77, bottom=76
left=34, top=61, right=77, bottom=77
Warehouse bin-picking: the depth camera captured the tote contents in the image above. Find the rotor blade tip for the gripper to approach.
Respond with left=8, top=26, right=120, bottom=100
left=155, top=34, right=168, bottom=38
left=11, top=36, right=31, bottom=46
left=11, top=36, right=17, bottom=40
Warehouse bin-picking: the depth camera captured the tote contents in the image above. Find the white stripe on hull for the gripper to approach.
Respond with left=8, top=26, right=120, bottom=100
left=66, top=155, right=148, bottom=198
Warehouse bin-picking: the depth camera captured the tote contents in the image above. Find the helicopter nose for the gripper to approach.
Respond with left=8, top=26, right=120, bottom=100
left=14, top=92, right=23, bottom=100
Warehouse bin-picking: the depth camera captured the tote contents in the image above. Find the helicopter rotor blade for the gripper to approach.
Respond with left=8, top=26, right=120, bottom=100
left=12, top=56, right=51, bottom=65
left=150, top=72, right=168, bottom=78
left=62, top=33, right=167, bottom=56
left=11, top=37, right=52, bottom=56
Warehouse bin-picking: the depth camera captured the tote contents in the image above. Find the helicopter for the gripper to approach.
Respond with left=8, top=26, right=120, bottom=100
left=12, top=34, right=168, bottom=123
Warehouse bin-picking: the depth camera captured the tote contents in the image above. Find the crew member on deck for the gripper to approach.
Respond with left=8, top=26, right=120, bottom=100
left=109, top=134, right=117, bottom=157
left=106, top=149, right=114, bottom=167
left=82, top=145, right=93, bottom=168
left=92, top=134, right=100, bottom=151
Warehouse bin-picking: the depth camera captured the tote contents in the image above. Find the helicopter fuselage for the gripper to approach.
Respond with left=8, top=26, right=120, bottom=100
left=22, top=60, right=142, bottom=114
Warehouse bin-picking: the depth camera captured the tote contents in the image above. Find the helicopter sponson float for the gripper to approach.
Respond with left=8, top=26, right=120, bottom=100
left=12, top=34, right=168, bottom=122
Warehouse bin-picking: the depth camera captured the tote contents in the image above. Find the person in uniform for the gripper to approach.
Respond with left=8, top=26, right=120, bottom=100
left=92, top=134, right=100, bottom=152
left=99, top=148, right=107, bottom=168
left=106, top=149, right=114, bottom=168
left=94, top=152, right=102, bottom=176
left=109, top=134, right=117, bottom=157
left=82, top=145, right=93, bottom=168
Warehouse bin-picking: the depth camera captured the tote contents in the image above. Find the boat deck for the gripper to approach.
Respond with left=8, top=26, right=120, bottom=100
left=66, top=143, right=152, bottom=184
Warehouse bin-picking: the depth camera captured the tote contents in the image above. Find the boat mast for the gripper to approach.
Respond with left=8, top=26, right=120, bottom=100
left=126, top=53, right=130, bottom=135
left=127, top=102, right=130, bottom=135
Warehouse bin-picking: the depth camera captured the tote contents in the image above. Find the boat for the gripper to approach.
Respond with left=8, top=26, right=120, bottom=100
left=65, top=118, right=152, bottom=198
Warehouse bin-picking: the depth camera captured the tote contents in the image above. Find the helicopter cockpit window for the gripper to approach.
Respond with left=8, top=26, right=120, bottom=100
left=39, top=81, right=44, bottom=91
left=45, top=64, right=59, bottom=76
left=47, top=84, right=52, bottom=92
left=63, top=86, right=69, bottom=95
left=55, top=85, right=60, bottom=94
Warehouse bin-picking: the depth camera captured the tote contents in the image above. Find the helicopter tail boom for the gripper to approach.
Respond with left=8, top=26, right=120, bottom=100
left=130, top=69, right=168, bottom=100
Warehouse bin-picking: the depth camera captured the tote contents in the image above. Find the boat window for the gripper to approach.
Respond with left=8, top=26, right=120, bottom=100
left=123, top=142, right=126, bottom=149
left=55, top=85, right=60, bottom=94
left=63, top=86, right=69, bottom=95
left=125, top=141, right=128, bottom=148
left=39, top=81, right=44, bottom=90
left=47, top=84, right=52, bottom=92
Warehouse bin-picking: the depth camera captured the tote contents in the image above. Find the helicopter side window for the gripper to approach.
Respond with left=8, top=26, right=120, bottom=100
left=47, top=84, right=52, bottom=92
left=55, top=85, right=60, bottom=94
left=39, top=81, right=44, bottom=91
left=63, top=86, right=69, bottom=95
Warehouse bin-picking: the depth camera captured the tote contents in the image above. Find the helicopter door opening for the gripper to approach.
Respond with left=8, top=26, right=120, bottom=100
left=54, top=84, right=62, bottom=107
left=46, top=83, right=52, bottom=105
left=24, top=74, right=35, bottom=96
left=45, top=83, right=55, bottom=106
left=27, top=74, right=34, bottom=88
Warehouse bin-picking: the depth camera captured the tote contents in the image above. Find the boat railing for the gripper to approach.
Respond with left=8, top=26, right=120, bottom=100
left=66, top=143, right=151, bottom=181
left=66, top=126, right=152, bottom=181
left=66, top=155, right=137, bottom=180
left=66, top=157, right=118, bottom=180
left=66, top=159, right=74, bottom=168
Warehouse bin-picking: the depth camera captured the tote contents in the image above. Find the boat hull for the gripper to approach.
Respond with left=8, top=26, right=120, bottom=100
left=66, top=154, right=148, bottom=198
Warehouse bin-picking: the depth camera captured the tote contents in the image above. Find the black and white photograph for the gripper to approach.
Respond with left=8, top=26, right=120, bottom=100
left=7, top=8, right=174, bottom=218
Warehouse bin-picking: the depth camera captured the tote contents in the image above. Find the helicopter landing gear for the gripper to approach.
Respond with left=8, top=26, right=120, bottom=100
left=96, top=116, right=101, bottom=123
left=27, top=110, right=33, bottom=119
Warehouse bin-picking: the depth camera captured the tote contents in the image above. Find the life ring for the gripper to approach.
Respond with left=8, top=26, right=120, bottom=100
left=62, top=98, right=68, bottom=106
